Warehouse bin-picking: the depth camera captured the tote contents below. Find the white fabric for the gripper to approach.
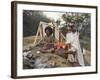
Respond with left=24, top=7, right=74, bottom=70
left=66, top=32, right=85, bottom=66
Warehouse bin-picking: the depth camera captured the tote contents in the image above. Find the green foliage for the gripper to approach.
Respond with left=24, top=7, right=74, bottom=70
left=23, top=10, right=51, bottom=37
left=61, top=12, right=91, bottom=50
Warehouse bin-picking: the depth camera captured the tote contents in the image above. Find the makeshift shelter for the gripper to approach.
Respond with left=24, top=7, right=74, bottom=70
left=33, top=21, right=66, bottom=46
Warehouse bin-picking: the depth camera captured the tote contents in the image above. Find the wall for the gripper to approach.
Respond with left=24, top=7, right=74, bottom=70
left=0, top=0, right=99, bottom=80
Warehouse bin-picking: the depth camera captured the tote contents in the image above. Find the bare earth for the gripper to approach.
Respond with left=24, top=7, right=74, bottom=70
left=23, top=36, right=91, bottom=69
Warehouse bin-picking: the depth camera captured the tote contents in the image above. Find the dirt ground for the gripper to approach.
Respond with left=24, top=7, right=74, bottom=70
left=23, top=36, right=91, bottom=69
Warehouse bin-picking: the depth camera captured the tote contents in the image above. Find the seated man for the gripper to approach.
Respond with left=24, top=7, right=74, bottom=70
left=65, top=42, right=77, bottom=63
left=40, top=26, right=55, bottom=53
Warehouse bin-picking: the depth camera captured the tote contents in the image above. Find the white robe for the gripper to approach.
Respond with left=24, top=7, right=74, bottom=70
left=66, top=32, right=85, bottom=66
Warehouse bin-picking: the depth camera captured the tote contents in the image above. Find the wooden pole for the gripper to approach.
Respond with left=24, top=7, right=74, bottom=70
left=33, top=23, right=41, bottom=46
